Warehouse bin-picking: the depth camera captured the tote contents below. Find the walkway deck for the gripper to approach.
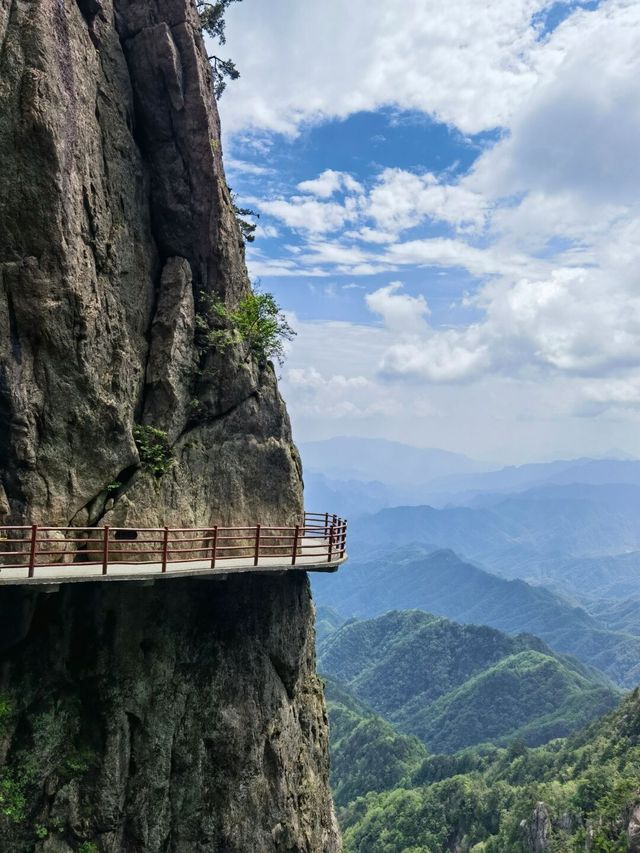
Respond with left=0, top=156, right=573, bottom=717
left=0, top=512, right=347, bottom=587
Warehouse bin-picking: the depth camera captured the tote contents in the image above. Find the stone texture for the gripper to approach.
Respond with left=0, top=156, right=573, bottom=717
left=0, top=0, right=338, bottom=848
left=0, top=0, right=302, bottom=530
left=628, top=803, right=640, bottom=852
left=522, top=802, right=551, bottom=852
left=0, top=576, right=341, bottom=852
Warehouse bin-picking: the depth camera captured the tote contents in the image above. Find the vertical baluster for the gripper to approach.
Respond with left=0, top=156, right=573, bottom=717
left=254, top=524, right=261, bottom=567
left=102, top=525, right=110, bottom=575
left=28, top=524, right=38, bottom=578
left=161, top=526, right=169, bottom=573
left=291, top=524, right=300, bottom=565
left=211, top=525, right=218, bottom=569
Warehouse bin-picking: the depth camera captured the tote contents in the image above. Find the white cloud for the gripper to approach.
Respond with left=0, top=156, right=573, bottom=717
left=221, top=0, right=640, bottom=459
left=226, top=157, right=274, bottom=176
left=367, top=168, right=488, bottom=234
left=258, top=197, right=356, bottom=234
left=219, top=0, right=574, bottom=137
left=366, top=282, right=430, bottom=334
left=297, top=170, right=363, bottom=198
left=470, top=2, right=640, bottom=205
left=281, top=314, right=640, bottom=461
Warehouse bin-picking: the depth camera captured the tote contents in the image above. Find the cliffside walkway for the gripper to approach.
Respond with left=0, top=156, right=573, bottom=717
left=0, top=512, right=347, bottom=586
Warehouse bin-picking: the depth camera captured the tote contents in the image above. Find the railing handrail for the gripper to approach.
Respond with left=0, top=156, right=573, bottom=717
left=0, top=511, right=348, bottom=579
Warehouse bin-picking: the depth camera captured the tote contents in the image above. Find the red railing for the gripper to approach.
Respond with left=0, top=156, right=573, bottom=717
left=0, top=511, right=347, bottom=578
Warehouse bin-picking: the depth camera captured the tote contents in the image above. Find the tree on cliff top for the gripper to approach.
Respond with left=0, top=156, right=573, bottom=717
left=198, top=0, right=242, bottom=98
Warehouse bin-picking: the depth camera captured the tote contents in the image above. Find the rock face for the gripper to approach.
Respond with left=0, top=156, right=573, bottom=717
left=627, top=804, right=640, bottom=852
left=0, top=0, right=302, bottom=530
left=522, top=802, right=551, bottom=852
left=0, top=0, right=339, bottom=849
left=0, top=576, right=340, bottom=852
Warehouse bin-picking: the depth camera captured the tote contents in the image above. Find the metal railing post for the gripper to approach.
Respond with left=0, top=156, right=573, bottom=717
left=324, top=511, right=329, bottom=537
left=102, top=525, right=110, bottom=575
left=161, top=526, right=169, bottom=573
left=210, top=525, right=218, bottom=568
left=291, top=524, right=300, bottom=565
left=328, top=522, right=334, bottom=563
left=28, top=524, right=38, bottom=578
left=254, top=524, right=261, bottom=566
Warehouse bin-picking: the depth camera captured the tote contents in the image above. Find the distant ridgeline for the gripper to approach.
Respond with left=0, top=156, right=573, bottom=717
left=319, top=610, right=640, bottom=852
left=313, top=546, right=640, bottom=688
left=318, top=610, right=619, bottom=754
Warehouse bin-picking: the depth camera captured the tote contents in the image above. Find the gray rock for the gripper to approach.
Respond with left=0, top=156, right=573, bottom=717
left=628, top=803, right=640, bottom=851
left=522, top=802, right=551, bottom=852
left=0, top=0, right=302, bottom=529
left=0, top=577, right=341, bottom=852
left=0, top=0, right=338, bottom=848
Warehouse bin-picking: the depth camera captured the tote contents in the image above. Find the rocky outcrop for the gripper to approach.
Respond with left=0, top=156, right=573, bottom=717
left=627, top=803, right=640, bottom=852
left=522, top=802, right=551, bottom=852
left=0, top=0, right=339, bottom=849
left=0, top=576, right=341, bottom=852
left=0, top=0, right=302, bottom=530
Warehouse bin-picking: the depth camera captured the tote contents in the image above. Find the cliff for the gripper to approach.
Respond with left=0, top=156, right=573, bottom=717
left=0, top=576, right=339, bottom=851
left=0, top=0, right=302, bottom=530
left=0, top=0, right=340, bottom=849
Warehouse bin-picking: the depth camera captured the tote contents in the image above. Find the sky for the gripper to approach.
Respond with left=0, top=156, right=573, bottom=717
left=214, top=0, right=640, bottom=464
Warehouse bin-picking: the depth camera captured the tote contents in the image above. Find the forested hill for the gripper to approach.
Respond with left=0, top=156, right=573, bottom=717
left=336, top=687, right=640, bottom=852
left=313, top=546, right=640, bottom=687
left=318, top=610, right=619, bottom=753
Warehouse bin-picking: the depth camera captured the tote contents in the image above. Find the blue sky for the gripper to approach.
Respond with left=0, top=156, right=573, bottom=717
left=214, top=0, right=640, bottom=463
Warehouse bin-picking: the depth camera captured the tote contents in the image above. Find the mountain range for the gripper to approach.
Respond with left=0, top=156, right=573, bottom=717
left=318, top=610, right=619, bottom=753
left=313, top=547, right=640, bottom=687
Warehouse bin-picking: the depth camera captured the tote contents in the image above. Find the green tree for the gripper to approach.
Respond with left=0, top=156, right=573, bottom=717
left=196, top=287, right=296, bottom=366
left=197, top=0, right=242, bottom=98
left=230, top=188, right=259, bottom=243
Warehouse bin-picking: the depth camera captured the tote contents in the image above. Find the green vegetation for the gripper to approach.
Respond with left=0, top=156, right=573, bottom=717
left=316, top=606, right=346, bottom=643
left=313, top=545, right=640, bottom=687
left=325, top=678, right=427, bottom=808
left=197, top=0, right=242, bottom=98
left=0, top=694, right=10, bottom=737
left=230, top=187, right=259, bottom=243
left=196, top=288, right=296, bottom=367
left=335, top=689, right=640, bottom=851
left=0, top=696, right=99, bottom=847
left=321, top=610, right=640, bottom=851
left=319, top=611, right=619, bottom=753
left=132, top=425, right=174, bottom=477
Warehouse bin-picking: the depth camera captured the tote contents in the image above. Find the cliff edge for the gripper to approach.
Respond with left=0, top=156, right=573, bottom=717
left=0, top=0, right=340, bottom=849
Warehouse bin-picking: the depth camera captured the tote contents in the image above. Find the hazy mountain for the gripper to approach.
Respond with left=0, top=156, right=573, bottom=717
left=316, top=605, right=347, bottom=643
left=424, top=457, right=640, bottom=503
left=318, top=610, right=619, bottom=753
left=536, top=550, right=640, bottom=601
left=585, top=597, right=640, bottom=636
left=302, top=441, right=640, bottom=511
left=312, top=546, right=640, bottom=687
left=342, top=485, right=640, bottom=597
left=303, top=471, right=394, bottom=518
left=300, top=437, right=487, bottom=486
